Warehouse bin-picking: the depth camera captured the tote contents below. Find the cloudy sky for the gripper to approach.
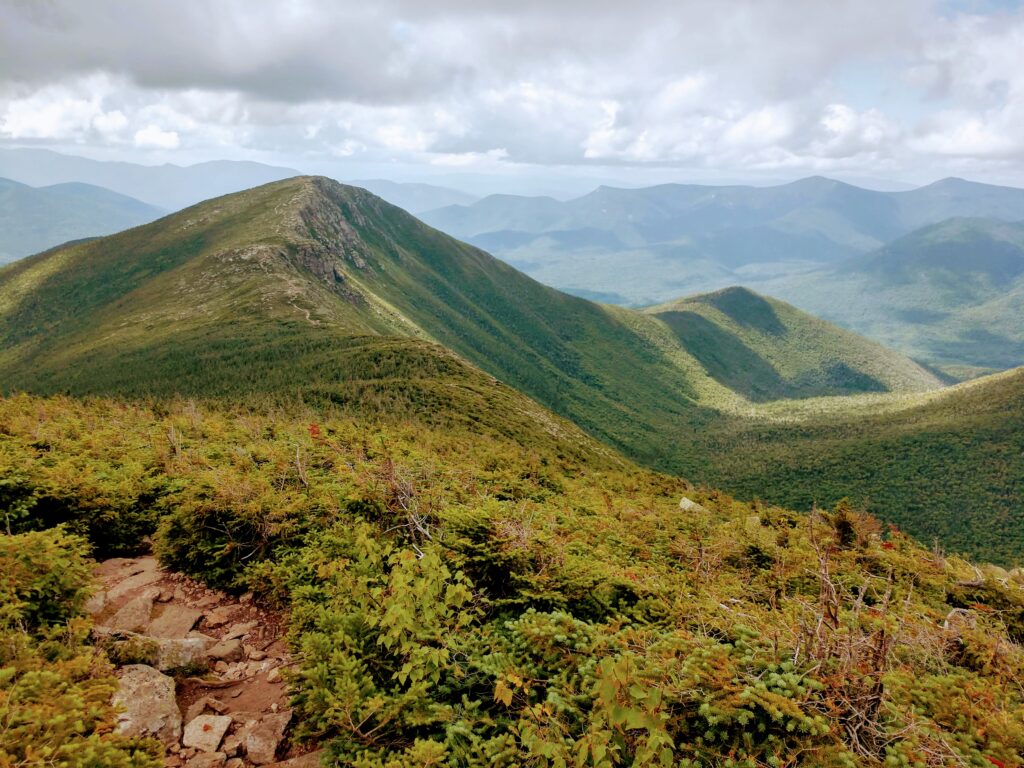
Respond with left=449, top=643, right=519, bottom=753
left=1, top=0, right=1023, bottom=194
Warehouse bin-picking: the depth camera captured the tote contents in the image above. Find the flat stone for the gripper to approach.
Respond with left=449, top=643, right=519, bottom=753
left=149, top=604, right=204, bottom=639
left=245, top=711, right=292, bottom=765
left=186, top=753, right=226, bottom=768
left=113, top=664, right=182, bottom=747
left=204, top=605, right=235, bottom=628
left=107, top=568, right=163, bottom=603
left=183, top=714, right=232, bottom=753
left=266, top=667, right=281, bottom=683
left=105, top=589, right=157, bottom=633
left=225, top=759, right=245, bottom=768
left=247, top=648, right=267, bottom=661
left=224, top=621, right=258, bottom=640
left=207, top=637, right=244, bottom=662
left=156, top=637, right=210, bottom=671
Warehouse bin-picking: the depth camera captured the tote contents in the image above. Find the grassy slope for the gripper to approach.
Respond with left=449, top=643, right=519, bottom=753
left=6, top=176, right=1024, bottom=564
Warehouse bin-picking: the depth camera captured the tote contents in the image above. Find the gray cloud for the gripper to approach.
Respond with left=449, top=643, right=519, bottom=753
left=0, top=0, right=1022, bottom=186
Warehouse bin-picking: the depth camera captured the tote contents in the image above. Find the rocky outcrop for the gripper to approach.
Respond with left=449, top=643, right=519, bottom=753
left=106, top=588, right=158, bottom=632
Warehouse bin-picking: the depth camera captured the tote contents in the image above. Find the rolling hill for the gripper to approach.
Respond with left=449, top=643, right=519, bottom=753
left=420, top=175, right=1024, bottom=306
left=0, top=176, right=164, bottom=263
left=4, top=176, right=1023, bottom=563
left=764, top=217, right=1024, bottom=375
left=645, top=286, right=949, bottom=401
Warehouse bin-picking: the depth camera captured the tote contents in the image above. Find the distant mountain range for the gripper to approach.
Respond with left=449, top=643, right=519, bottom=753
left=0, top=148, right=301, bottom=211
left=0, top=177, right=164, bottom=263
left=0, top=148, right=477, bottom=216
left=351, top=179, right=478, bottom=213
left=4, top=176, right=1024, bottom=562
left=420, top=175, right=1024, bottom=306
left=763, top=216, right=1024, bottom=375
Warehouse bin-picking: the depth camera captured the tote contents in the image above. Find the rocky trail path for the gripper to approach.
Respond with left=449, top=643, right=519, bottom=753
left=88, top=555, right=323, bottom=768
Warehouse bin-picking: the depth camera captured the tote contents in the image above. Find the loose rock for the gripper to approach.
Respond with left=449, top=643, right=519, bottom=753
left=678, top=496, right=709, bottom=514
left=205, top=605, right=235, bottom=627
left=224, top=621, right=258, bottom=640
left=186, top=753, right=227, bottom=768
left=150, top=604, right=205, bottom=638
left=105, top=589, right=157, bottom=633
left=183, top=714, right=232, bottom=753
left=245, top=711, right=292, bottom=765
left=208, top=637, right=244, bottom=662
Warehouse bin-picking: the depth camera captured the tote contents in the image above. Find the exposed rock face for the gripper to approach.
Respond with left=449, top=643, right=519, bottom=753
left=245, top=711, right=292, bottom=765
left=183, top=714, right=233, bottom=753
left=113, top=664, right=182, bottom=746
left=106, top=564, right=162, bottom=602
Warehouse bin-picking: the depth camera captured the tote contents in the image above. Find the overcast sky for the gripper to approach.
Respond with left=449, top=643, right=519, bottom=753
left=1, top=0, right=1023, bottom=194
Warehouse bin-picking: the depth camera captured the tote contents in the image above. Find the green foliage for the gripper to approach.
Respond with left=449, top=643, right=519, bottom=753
left=0, top=527, right=92, bottom=631
left=683, top=368, right=1024, bottom=565
left=3, top=393, right=1024, bottom=765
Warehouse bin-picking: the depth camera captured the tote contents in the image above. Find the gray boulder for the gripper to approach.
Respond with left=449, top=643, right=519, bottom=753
left=112, top=664, right=182, bottom=746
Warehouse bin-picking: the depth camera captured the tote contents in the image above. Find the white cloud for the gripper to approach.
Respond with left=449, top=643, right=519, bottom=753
left=133, top=125, right=180, bottom=149
left=0, top=0, right=1022, bottom=185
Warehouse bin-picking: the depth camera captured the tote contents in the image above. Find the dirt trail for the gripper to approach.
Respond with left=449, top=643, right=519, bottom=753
left=89, top=555, right=323, bottom=768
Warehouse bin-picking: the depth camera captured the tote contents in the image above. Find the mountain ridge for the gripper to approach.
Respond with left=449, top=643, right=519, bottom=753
left=7, top=175, right=1024, bottom=563
left=419, top=174, right=1024, bottom=309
